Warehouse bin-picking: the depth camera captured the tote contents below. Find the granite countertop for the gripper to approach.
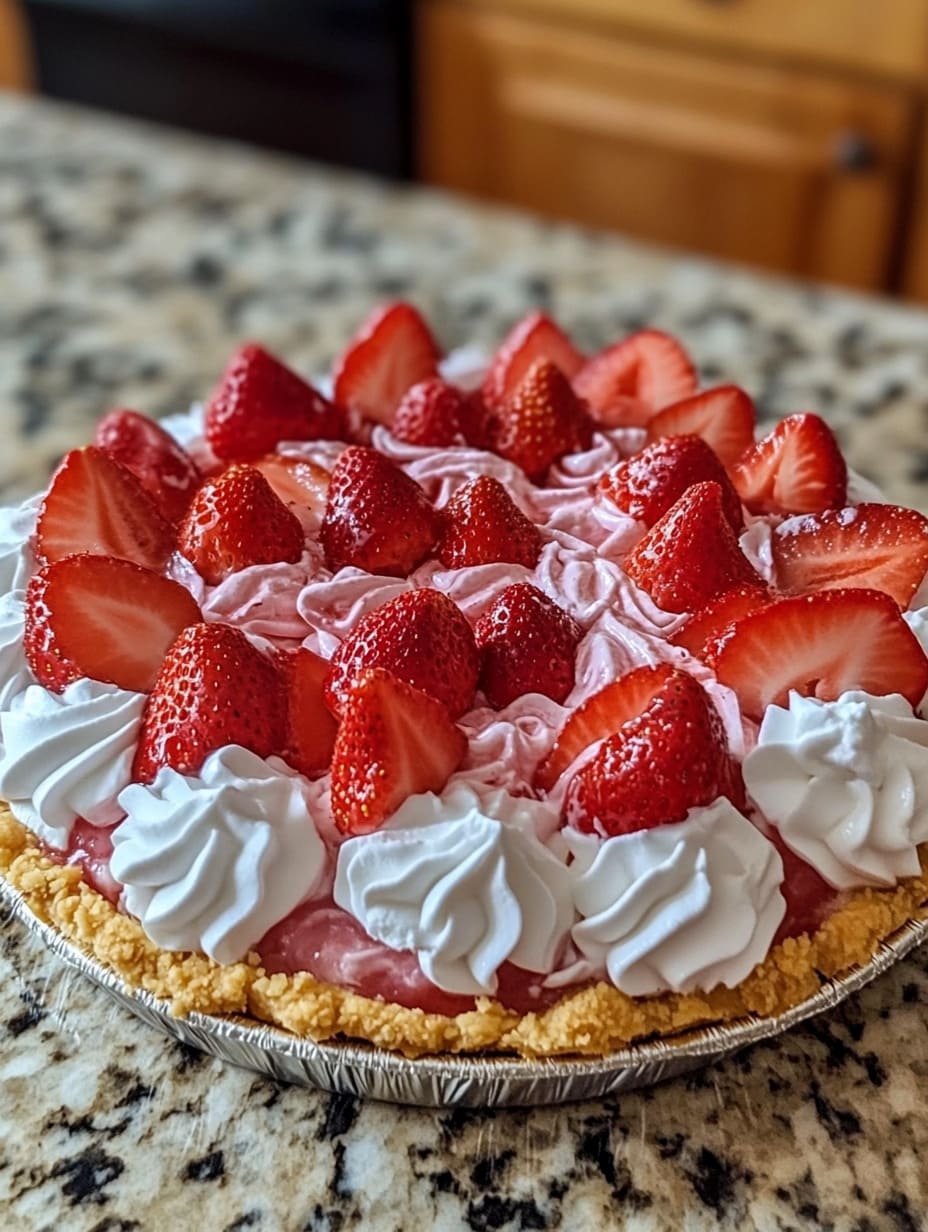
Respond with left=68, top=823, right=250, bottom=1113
left=2, top=93, right=928, bottom=1231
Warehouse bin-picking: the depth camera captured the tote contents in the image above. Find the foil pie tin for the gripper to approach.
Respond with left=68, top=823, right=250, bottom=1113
left=5, top=877, right=927, bottom=1106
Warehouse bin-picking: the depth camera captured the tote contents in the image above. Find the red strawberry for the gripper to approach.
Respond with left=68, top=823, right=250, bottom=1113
left=474, top=583, right=582, bottom=709
left=713, top=588, right=928, bottom=722
left=770, top=503, right=928, bottom=608
left=277, top=647, right=338, bottom=778
left=572, top=329, right=698, bottom=426
left=133, top=622, right=287, bottom=781
left=251, top=454, right=330, bottom=526
left=24, top=554, right=201, bottom=694
left=178, top=464, right=305, bottom=585
left=670, top=583, right=771, bottom=664
left=732, top=412, right=847, bottom=515
left=391, top=378, right=466, bottom=446
left=486, top=359, right=593, bottom=482
left=458, top=388, right=494, bottom=449
left=769, top=833, right=838, bottom=944
left=436, top=476, right=541, bottom=570
left=598, top=434, right=744, bottom=530
left=624, top=481, right=763, bottom=613
left=325, top=587, right=479, bottom=718
left=94, top=408, right=202, bottom=524
left=564, top=668, right=742, bottom=836
left=644, top=385, right=756, bottom=470
left=205, top=343, right=343, bottom=462
left=36, top=446, right=174, bottom=571
left=320, top=445, right=440, bottom=576
left=332, top=301, right=440, bottom=425
left=481, top=311, right=585, bottom=410
left=534, top=663, right=676, bottom=791
left=330, top=667, right=467, bottom=835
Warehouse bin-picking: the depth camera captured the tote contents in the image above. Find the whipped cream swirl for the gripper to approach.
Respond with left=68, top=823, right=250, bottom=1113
left=0, top=496, right=39, bottom=594
left=113, top=745, right=328, bottom=964
left=904, top=609, right=928, bottom=714
left=743, top=690, right=928, bottom=889
left=0, top=591, right=33, bottom=714
left=0, top=679, right=145, bottom=850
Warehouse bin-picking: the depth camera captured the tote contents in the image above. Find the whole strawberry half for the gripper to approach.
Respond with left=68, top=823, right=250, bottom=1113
left=251, top=453, right=330, bottom=531
left=474, top=582, right=582, bottom=709
left=94, top=408, right=202, bottom=525
left=325, top=587, right=479, bottom=718
left=732, top=412, right=847, bottom=515
left=565, top=668, right=742, bottom=836
left=205, top=342, right=343, bottom=462
left=320, top=445, right=440, bottom=576
left=436, top=475, right=541, bottom=570
left=572, top=329, right=698, bottom=427
left=598, top=433, right=744, bottom=530
left=644, top=385, right=756, bottom=471
left=486, top=359, right=593, bottom=483
left=332, top=301, right=440, bottom=425
left=133, top=622, right=288, bottom=782
left=330, top=667, right=467, bottom=835
left=481, top=311, right=585, bottom=411
left=391, top=378, right=466, bottom=447
left=178, top=464, right=305, bottom=585
left=277, top=646, right=338, bottom=778
left=623, top=480, right=763, bottom=613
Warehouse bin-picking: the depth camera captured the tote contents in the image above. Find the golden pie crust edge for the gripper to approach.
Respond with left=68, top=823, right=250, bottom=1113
left=3, top=804, right=927, bottom=1060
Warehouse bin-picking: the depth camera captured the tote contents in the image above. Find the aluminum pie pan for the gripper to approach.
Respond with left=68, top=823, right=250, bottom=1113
left=5, top=878, right=926, bottom=1107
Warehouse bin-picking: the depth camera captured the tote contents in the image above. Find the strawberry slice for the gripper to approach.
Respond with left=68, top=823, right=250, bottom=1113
left=332, top=301, right=440, bottom=425
left=713, top=588, right=928, bottom=722
left=564, top=668, right=742, bottom=836
left=277, top=647, right=338, bottom=778
left=251, top=454, right=330, bottom=528
left=481, top=311, right=585, bottom=410
left=534, top=663, right=676, bottom=792
left=325, top=587, right=479, bottom=719
left=644, top=385, right=756, bottom=471
left=487, top=359, right=593, bottom=482
left=320, top=445, right=440, bottom=576
left=770, top=503, right=928, bottom=608
left=732, top=413, right=847, bottom=516
left=670, top=583, right=771, bottom=664
left=24, top=554, right=201, bottom=694
left=133, top=622, right=288, bottom=782
left=178, top=464, right=305, bottom=585
left=94, top=408, right=202, bottom=525
left=474, top=582, right=582, bottom=709
left=624, top=481, right=763, bottom=613
left=572, top=329, right=698, bottom=426
left=330, top=667, right=467, bottom=834
left=598, top=434, right=744, bottom=530
left=436, top=475, right=541, bottom=570
left=392, top=378, right=467, bottom=447
left=36, top=446, right=174, bottom=571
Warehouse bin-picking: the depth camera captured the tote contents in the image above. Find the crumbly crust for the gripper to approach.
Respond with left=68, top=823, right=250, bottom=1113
left=4, top=803, right=928, bottom=1059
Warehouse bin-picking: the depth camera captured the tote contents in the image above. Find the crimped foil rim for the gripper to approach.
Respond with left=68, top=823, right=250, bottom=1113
left=4, top=878, right=927, bottom=1106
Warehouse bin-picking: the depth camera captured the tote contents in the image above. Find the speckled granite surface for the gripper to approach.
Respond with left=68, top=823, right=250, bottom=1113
left=2, top=93, right=928, bottom=1231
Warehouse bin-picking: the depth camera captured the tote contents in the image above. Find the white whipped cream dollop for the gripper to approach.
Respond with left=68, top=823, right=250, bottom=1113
left=743, top=690, right=928, bottom=889
left=333, top=784, right=573, bottom=996
left=113, top=745, right=327, bottom=965
left=904, top=609, right=928, bottom=714
left=0, top=591, right=34, bottom=714
left=564, top=799, right=785, bottom=996
left=0, top=679, right=145, bottom=850
left=0, top=495, right=40, bottom=594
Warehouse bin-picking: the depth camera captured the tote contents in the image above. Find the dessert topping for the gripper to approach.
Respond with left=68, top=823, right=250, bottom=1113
left=572, top=328, right=698, bottom=426
left=332, top=300, right=440, bottom=424
left=644, top=385, right=756, bottom=470
left=474, top=582, right=582, bottom=709
left=277, top=647, right=338, bottom=778
left=670, top=583, right=771, bottom=665
left=732, top=412, right=848, bottom=515
left=250, top=454, right=330, bottom=533
left=94, top=408, right=202, bottom=525
left=481, top=310, right=585, bottom=411
left=436, top=474, right=541, bottom=570
left=485, top=359, right=593, bottom=482
left=391, top=377, right=467, bottom=447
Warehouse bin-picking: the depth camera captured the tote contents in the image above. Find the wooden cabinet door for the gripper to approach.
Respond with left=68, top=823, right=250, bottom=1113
left=417, top=3, right=915, bottom=289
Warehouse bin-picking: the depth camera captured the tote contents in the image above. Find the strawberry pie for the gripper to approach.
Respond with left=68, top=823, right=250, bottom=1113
left=2, top=302, right=928, bottom=1060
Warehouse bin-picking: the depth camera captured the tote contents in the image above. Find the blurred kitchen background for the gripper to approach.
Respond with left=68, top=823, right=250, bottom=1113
left=3, top=0, right=928, bottom=300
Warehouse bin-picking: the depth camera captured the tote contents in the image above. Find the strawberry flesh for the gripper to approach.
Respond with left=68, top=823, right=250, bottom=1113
left=251, top=454, right=330, bottom=529
left=392, top=377, right=466, bottom=446
left=94, top=408, right=201, bottom=525
left=644, top=385, right=756, bottom=471
left=486, top=359, right=593, bottom=482
left=436, top=475, right=541, bottom=569
left=670, top=583, right=771, bottom=664
left=332, top=301, right=440, bottom=425
left=572, top=329, right=698, bottom=426
left=732, top=412, right=847, bottom=516
left=474, top=582, right=582, bottom=709
left=481, top=311, right=585, bottom=411
left=277, top=647, right=339, bottom=778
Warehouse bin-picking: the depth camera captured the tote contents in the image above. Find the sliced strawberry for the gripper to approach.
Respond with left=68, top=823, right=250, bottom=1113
left=598, top=434, right=744, bottom=530
left=36, top=446, right=174, bottom=571
left=486, top=359, right=593, bottom=482
left=732, top=412, right=847, bottom=516
left=205, top=343, right=343, bottom=463
left=564, top=668, right=741, bottom=836
left=330, top=667, right=467, bottom=834
left=474, top=582, right=582, bottom=709
left=325, top=587, right=479, bottom=719
left=436, top=475, right=541, bottom=570
left=277, top=647, right=338, bottom=778
left=133, top=622, right=287, bottom=782
left=94, top=408, right=202, bottom=524
left=24, top=554, right=201, bottom=694
left=770, top=503, right=928, bottom=608
left=391, top=378, right=466, bottom=447
left=572, top=329, right=698, bottom=426
left=178, top=464, right=305, bottom=585
left=534, top=663, right=676, bottom=792
left=713, top=588, right=928, bottom=722
left=332, top=301, right=440, bottom=425
left=251, top=454, right=330, bottom=527
left=670, top=583, right=771, bottom=664
left=644, top=385, right=756, bottom=471
left=624, top=481, right=763, bottom=613
left=320, top=445, right=440, bottom=576
left=481, top=311, right=585, bottom=410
